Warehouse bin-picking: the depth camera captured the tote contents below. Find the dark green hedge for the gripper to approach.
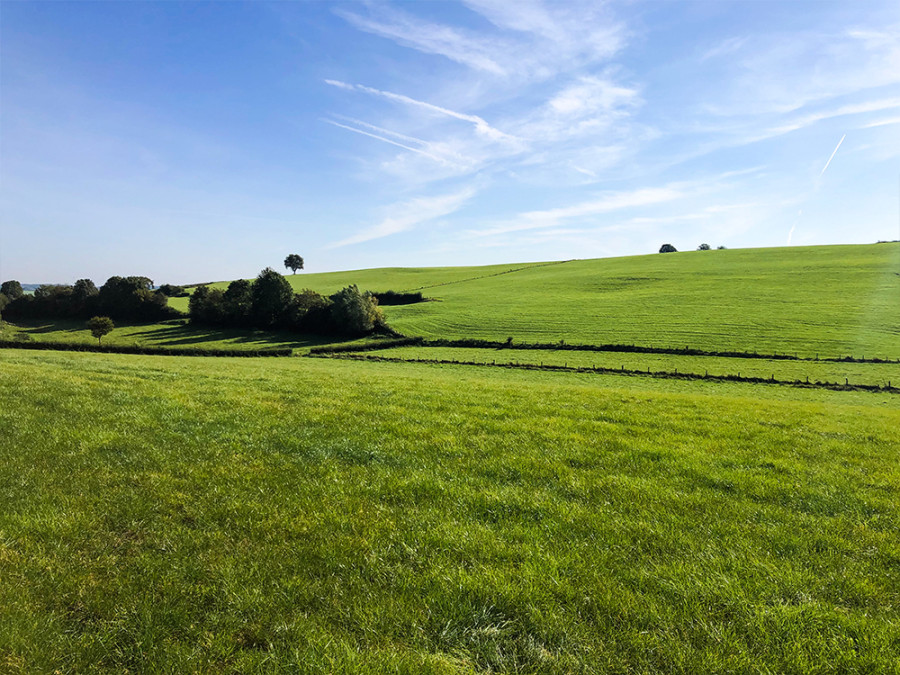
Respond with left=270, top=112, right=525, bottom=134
left=0, top=340, right=291, bottom=358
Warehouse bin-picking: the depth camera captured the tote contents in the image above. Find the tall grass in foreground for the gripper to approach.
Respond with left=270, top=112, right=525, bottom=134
left=1, top=351, right=899, bottom=673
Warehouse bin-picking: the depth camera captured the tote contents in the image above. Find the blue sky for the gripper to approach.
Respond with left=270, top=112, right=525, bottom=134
left=2, top=1, right=899, bottom=284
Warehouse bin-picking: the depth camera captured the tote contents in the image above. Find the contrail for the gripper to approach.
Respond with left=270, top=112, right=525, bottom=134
left=819, top=134, right=846, bottom=177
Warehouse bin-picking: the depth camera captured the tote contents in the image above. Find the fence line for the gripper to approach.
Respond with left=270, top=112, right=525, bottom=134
left=310, top=352, right=899, bottom=394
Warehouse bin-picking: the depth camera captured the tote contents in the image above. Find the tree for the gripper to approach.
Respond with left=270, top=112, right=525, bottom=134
left=251, top=267, right=293, bottom=327
left=659, top=244, right=677, bottom=253
left=284, top=254, right=304, bottom=275
left=697, top=243, right=711, bottom=251
left=0, top=280, right=23, bottom=300
left=717, top=245, right=727, bottom=250
left=87, top=316, right=114, bottom=345
left=223, top=279, right=253, bottom=325
left=329, top=285, right=383, bottom=335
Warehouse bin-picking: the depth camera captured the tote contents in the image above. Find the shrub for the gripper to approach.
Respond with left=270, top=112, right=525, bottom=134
left=328, top=285, right=383, bottom=336
left=371, top=290, right=425, bottom=305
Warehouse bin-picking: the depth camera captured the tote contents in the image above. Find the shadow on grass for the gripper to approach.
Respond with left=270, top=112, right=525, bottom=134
left=129, top=323, right=331, bottom=349
left=9, top=320, right=85, bottom=334
left=5, top=318, right=336, bottom=350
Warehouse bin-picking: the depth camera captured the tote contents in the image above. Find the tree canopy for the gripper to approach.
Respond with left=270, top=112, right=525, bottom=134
left=284, top=254, right=304, bottom=275
left=1, top=280, right=23, bottom=300
left=87, top=316, right=115, bottom=345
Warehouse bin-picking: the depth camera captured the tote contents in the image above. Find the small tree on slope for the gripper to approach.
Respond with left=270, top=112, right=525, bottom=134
left=87, top=316, right=114, bottom=346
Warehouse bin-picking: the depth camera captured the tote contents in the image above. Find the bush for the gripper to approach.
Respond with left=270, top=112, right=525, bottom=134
left=328, top=285, right=383, bottom=336
left=371, top=290, right=425, bottom=305
left=158, top=284, right=188, bottom=297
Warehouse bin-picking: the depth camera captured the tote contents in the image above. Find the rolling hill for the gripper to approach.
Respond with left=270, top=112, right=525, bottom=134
left=175, top=243, right=900, bottom=359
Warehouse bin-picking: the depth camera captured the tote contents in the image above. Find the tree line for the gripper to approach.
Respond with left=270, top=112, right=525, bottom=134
left=0, top=277, right=180, bottom=322
left=188, top=267, right=385, bottom=336
left=1, top=269, right=388, bottom=337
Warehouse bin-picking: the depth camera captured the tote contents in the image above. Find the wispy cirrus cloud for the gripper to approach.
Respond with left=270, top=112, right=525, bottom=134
left=327, top=185, right=479, bottom=248
left=466, top=186, right=684, bottom=239
left=336, top=0, right=625, bottom=83
left=325, top=79, right=516, bottom=142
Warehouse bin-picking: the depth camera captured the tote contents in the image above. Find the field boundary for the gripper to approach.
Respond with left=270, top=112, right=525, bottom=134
left=0, top=340, right=293, bottom=358
left=309, top=336, right=899, bottom=364
left=310, top=352, right=899, bottom=394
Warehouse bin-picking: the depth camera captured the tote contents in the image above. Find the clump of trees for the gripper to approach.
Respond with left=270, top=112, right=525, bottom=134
left=659, top=244, right=677, bottom=253
left=0, top=276, right=181, bottom=322
left=158, top=284, right=188, bottom=297
left=188, top=268, right=385, bottom=336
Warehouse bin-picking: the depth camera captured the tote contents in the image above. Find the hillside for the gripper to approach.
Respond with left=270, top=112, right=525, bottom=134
left=178, top=244, right=900, bottom=359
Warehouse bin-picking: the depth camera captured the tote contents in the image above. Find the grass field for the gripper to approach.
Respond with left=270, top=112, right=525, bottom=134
left=0, top=318, right=329, bottom=352
left=348, top=345, right=900, bottom=389
left=180, top=243, right=900, bottom=359
left=2, top=350, right=899, bottom=672
left=10, top=244, right=899, bottom=361
left=3, top=243, right=898, bottom=671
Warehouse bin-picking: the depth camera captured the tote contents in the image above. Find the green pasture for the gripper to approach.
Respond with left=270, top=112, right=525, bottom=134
left=354, top=345, right=900, bottom=388
left=2, top=350, right=899, bottom=672
left=177, top=243, right=900, bottom=359
left=0, top=317, right=332, bottom=353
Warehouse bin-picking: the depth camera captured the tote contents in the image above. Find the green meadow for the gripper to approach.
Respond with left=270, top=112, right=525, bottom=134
left=2, top=351, right=899, bottom=673
left=180, top=243, right=900, bottom=359
left=349, top=345, right=900, bottom=389
left=2, top=242, right=899, bottom=672
left=0, top=318, right=324, bottom=352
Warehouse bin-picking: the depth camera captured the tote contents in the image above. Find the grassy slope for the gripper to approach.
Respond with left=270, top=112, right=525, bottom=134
left=2, top=350, right=899, bottom=673
left=20, top=244, right=898, bottom=358
left=0, top=318, right=329, bottom=352
left=374, top=244, right=899, bottom=358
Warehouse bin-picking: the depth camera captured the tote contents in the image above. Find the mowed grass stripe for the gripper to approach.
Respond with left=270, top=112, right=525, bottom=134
left=1, top=351, right=899, bottom=672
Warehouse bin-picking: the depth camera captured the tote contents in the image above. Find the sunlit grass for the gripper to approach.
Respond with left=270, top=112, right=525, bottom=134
left=182, top=243, right=900, bottom=359
left=356, top=345, right=900, bottom=388
left=2, top=350, right=898, bottom=672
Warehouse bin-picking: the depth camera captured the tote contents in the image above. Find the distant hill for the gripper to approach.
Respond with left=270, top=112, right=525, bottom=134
left=170, top=243, right=900, bottom=359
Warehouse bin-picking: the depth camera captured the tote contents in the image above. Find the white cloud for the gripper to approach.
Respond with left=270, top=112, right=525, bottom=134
left=323, top=119, right=453, bottom=165
left=335, top=7, right=508, bottom=75
left=325, top=79, right=516, bottom=143
left=327, top=185, right=479, bottom=248
left=337, top=0, right=625, bottom=84
left=467, top=186, right=684, bottom=238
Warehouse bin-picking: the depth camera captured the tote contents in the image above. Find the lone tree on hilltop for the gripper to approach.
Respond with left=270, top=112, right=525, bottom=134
left=87, top=316, right=114, bottom=345
left=284, top=254, right=304, bottom=275
left=659, top=243, right=677, bottom=253
left=698, top=243, right=711, bottom=250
